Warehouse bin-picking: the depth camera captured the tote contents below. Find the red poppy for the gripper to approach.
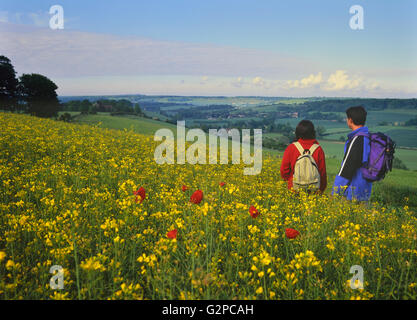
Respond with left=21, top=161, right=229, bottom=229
left=190, top=190, right=203, bottom=204
left=134, top=187, right=146, bottom=203
left=249, top=205, right=260, bottom=218
left=182, top=185, right=188, bottom=192
left=285, top=228, right=300, bottom=239
left=167, top=229, right=178, bottom=239
left=219, top=182, right=226, bottom=187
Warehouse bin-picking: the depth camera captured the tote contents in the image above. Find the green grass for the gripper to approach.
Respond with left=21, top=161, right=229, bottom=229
left=58, top=111, right=82, bottom=116
left=72, top=114, right=178, bottom=136
left=394, top=148, right=417, bottom=170
left=384, top=128, right=417, bottom=148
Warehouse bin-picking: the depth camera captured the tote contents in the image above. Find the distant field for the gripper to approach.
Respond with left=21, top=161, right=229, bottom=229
left=367, top=109, right=417, bottom=125
left=319, top=109, right=417, bottom=126
left=383, top=128, right=417, bottom=147
left=153, top=96, right=280, bottom=107
left=243, top=99, right=310, bottom=111
left=316, top=140, right=345, bottom=158
left=275, top=118, right=346, bottom=129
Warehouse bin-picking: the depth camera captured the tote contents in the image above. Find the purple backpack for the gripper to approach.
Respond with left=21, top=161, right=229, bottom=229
left=355, top=132, right=396, bottom=181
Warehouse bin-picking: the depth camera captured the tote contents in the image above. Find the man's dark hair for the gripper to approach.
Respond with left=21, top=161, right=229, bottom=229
left=346, top=106, right=367, bottom=125
left=295, top=120, right=316, bottom=140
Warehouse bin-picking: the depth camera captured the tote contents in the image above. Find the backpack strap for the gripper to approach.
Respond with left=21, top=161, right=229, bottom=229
left=352, top=132, right=370, bottom=144
left=293, top=142, right=320, bottom=155
left=293, top=142, right=304, bottom=155
left=309, top=144, right=320, bottom=155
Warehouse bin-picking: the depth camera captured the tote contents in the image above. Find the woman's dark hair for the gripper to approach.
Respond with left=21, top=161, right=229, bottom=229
left=295, top=120, right=316, bottom=140
left=346, top=106, right=367, bottom=125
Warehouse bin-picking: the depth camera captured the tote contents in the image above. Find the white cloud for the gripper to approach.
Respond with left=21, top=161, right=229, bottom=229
left=285, top=70, right=384, bottom=95
left=324, top=70, right=362, bottom=91
left=287, top=72, right=323, bottom=88
left=252, top=76, right=265, bottom=86
left=252, top=76, right=276, bottom=90
left=231, top=77, right=245, bottom=88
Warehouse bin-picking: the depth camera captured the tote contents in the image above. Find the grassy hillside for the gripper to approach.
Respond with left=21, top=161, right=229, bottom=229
left=72, top=113, right=178, bottom=135
left=68, top=113, right=417, bottom=209
left=1, top=112, right=417, bottom=300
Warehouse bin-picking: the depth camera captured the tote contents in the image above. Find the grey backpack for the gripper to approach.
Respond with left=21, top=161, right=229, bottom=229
left=292, top=142, right=321, bottom=191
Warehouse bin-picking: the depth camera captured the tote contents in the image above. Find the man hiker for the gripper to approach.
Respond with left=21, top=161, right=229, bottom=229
left=332, top=106, right=372, bottom=201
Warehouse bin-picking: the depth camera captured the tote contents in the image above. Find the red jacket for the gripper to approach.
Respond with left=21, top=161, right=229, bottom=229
left=280, top=139, right=327, bottom=192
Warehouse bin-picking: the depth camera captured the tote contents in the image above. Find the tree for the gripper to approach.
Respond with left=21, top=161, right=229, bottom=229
left=88, top=104, right=98, bottom=114
left=404, top=116, right=417, bottom=127
left=316, top=126, right=326, bottom=137
left=19, top=73, right=60, bottom=118
left=59, top=112, right=72, bottom=122
left=0, top=55, right=19, bottom=111
left=134, top=103, right=143, bottom=116
left=80, top=99, right=92, bottom=114
left=393, top=158, right=408, bottom=170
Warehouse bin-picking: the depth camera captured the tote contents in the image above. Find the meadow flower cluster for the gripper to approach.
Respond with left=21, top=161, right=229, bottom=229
left=0, top=112, right=416, bottom=300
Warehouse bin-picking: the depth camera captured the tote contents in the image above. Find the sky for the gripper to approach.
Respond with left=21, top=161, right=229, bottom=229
left=0, top=0, right=416, bottom=97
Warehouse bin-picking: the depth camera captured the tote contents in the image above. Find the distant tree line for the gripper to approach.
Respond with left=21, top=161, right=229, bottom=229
left=1, top=55, right=60, bottom=118
left=0, top=55, right=146, bottom=120
left=302, top=111, right=344, bottom=122
left=393, top=158, right=409, bottom=170
left=140, top=101, right=194, bottom=113
left=165, top=104, right=235, bottom=120
left=297, top=98, right=417, bottom=112
left=404, top=116, right=417, bottom=127
left=61, top=98, right=144, bottom=116
left=263, top=136, right=290, bottom=151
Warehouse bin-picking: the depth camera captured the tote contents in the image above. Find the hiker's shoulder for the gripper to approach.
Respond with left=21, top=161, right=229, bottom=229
left=287, top=141, right=297, bottom=148
left=351, top=127, right=369, bottom=138
left=284, top=142, right=298, bottom=153
left=311, top=141, right=324, bottom=155
left=348, top=134, right=366, bottom=150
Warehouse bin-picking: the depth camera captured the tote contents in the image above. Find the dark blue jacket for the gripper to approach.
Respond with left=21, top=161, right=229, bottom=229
left=332, top=126, right=372, bottom=201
